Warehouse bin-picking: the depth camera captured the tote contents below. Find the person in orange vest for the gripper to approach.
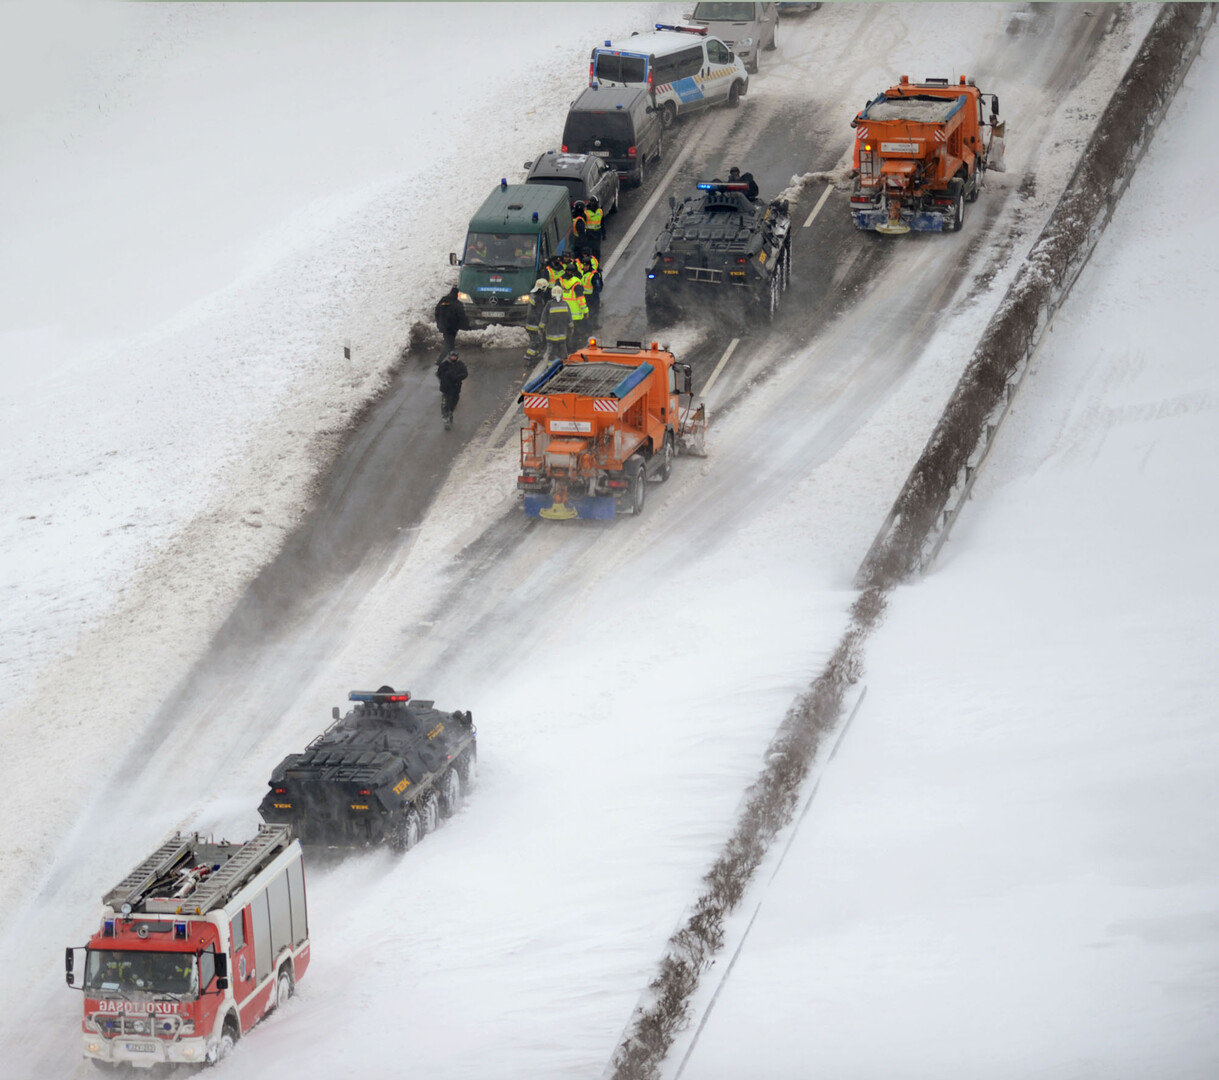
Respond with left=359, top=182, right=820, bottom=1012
left=562, top=276, right=588, bottom=334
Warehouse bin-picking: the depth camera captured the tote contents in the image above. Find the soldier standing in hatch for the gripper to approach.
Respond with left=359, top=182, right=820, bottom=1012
left=436, top=350, right=469, bottom=430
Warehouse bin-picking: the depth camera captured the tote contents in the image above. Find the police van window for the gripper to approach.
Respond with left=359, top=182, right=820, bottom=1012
left=564, top=111, right=634, bottom=146
left=594, top=52, right=647, bottom=84
left=706, top=39, right=732, bottom=65
left=654, top=46, right=703, bottom=84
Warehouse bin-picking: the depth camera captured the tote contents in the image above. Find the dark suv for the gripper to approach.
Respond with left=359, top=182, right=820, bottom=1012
left=561, top=86, right=663, bottom=188
left=523, top=151, right=620, bottom=215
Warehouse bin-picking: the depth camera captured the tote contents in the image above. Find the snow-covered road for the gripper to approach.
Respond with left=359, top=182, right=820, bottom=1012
left=5, top=4, right=1208, bottom=1079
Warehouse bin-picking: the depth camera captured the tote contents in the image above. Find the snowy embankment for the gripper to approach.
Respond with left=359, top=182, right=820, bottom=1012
left=0, top=0, right=671, bottom=909
left=673, top=30, right=1219, bottom=1080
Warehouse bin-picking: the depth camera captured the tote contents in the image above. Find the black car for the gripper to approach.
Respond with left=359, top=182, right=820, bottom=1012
left=524, top=150, right=620, bottom=213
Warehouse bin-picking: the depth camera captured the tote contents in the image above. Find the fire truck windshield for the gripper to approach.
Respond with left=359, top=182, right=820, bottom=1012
left=85, top=950, right=198, bottom=998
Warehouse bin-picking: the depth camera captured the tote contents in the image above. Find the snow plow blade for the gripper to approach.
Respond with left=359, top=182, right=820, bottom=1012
left=678, top=402, right=708, bottom=457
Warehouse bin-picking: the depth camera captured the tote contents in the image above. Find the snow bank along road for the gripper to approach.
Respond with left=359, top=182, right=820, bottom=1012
left=0, top=5, right=1164, bottom=1078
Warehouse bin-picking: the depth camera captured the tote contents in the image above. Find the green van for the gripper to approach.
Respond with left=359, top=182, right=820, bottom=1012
left=450, top=181, right=574, bottom=329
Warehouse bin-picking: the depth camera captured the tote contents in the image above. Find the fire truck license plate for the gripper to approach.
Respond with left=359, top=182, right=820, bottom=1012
left=483, top=310, right=505, bottom=318
left=125, top=1042, right=156, bottom=1053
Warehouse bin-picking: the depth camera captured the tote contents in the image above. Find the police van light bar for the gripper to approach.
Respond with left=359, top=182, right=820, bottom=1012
left=697, top=182, right=750, bottom=192
left=655, top=23, right=707, bottom=34
left=349, top=690, right=412, bottom=703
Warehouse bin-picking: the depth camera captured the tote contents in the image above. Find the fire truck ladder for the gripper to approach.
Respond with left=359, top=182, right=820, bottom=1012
left=103, top=824, right=293, bottom=914
left=104, top=834, right=197, bottom=911
left=179, top=824, right=293, bottom=915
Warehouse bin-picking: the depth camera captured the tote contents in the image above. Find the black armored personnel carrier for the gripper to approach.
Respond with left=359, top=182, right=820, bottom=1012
left=645, top=180, right=792, bottom=326
left=259, top=687, right=476, bottom=853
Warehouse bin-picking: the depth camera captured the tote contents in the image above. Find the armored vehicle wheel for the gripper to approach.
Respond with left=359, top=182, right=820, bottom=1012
left=660, top=101, right=677, bottom=130
left=439, top=767, right=462, bottom=818
left=727, top=80, right=743, bottom=108
left=389, top=808, right=422, bottom=853
left=630, top=459, right=647, bottom=515
left=420, top=791, right=440, bottom=834
left=657, top=433, right=674, bottom=482
left=455, top=747, right=477, bottom=787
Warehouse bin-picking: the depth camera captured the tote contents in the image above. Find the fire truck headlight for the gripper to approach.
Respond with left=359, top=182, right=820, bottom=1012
left=87, top=1042, right=102, bottom=1053
left=457, top=292, right=473, bottom=304
left=182, top=1047, right=196, bottom=1058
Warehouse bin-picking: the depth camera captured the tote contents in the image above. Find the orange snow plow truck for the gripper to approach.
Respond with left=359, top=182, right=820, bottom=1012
left=517, top=339, right=706, bottom=520
left=850, top=74, right=1005, bottom=235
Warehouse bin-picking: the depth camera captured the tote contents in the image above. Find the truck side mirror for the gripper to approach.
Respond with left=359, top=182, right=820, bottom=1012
left=683, top=364, right=693, bottom=395
left=65, top=946, right=77, bottom=988
left=524, top=161, right=533, bottom=169
left=449, top=252, right=459, bottom=267
left=214, top=952, right=228, bottom=991
left=991, top=96, right=1000, bottom=120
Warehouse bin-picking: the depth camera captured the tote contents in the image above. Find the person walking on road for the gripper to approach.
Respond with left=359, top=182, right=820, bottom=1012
left=434, top=286, right=469, bottom=356
left=436, top=350, right=469, bottom=430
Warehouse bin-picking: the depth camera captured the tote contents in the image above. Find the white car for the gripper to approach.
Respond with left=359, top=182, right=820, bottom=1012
left=684, top=2, right=779, bottom=74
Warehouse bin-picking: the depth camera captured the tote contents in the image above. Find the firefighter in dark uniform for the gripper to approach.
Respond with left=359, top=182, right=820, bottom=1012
left=436, top=350, right=469, bottom=430
left=542, top=286, right=573, bottom=361
left=523, top=278, right=550, bottom=360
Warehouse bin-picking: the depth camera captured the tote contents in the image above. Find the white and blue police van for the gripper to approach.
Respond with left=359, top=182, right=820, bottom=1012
left=588, top=24, right=748, bottom=131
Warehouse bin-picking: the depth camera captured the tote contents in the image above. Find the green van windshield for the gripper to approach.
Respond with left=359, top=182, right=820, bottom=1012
left=463, top=233, right=538, bottom=268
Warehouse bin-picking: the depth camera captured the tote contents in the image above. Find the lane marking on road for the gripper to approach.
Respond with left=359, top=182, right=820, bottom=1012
left=803, top=183, right=833, bottom=228
left=699, top=337, right=740, bottom=400
left=601, top=133, right=704, bottom=278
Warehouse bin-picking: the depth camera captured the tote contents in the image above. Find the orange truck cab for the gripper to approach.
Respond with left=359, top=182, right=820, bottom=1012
left=67, top=825, right=309, bottom=1069
left=517, top=339, right=706, bottom=519
left=849, top=75, right=1004, bottom=234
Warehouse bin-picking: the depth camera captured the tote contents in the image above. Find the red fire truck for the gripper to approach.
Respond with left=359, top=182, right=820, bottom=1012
left=66, top=824, right=309, bottom=1068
